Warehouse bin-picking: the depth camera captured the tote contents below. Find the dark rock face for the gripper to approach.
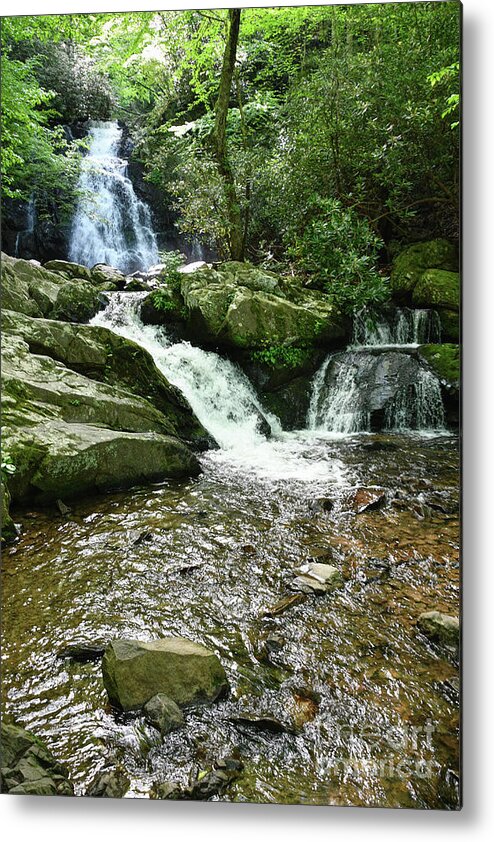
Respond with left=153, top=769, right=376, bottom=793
left=1, top=721, right=74, bottom=796
left=85, top=769, right=129, bottom=798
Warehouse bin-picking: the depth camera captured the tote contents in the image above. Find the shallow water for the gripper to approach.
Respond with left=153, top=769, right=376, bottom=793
left=1, top=431, right=460, bottom=807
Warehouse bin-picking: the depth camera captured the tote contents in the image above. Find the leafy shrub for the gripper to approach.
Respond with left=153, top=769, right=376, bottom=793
left=289, top=198, right=389, bottom=315
left=251, top=344, right=310, bottom=370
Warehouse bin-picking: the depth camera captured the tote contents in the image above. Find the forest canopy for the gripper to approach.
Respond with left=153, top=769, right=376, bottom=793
left=1, top=2, right=460, bottom=312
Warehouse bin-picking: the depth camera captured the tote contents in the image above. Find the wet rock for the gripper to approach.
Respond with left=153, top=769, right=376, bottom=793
left=1, top=480, right=17, bottom=544
left=151, top=780, right=183, bottom=800
left=102, top=637, right=229, bottom=712
left=390, top=239, right=458, bottom=300
left=56, top=499, right=72, bottom=516
left=0, top=721, right=74, bottom=796
left=230, top=712, right=291, bottom=735
left=291, top=562, right=344, bottom=595
left=413, top=269, right=460, bottom=311
left=58, top=642, right=107, bottom=662
left=352, top=487, right=386, bottom=513
left=85, top=769, right=129, bottom=798
left=43, top=260, right=93, bottom=282
left=90, top=264, right=126, bottom=288
left=308, top=496, right=334, bottom=514
left=262, top=593, right=305, bottom=617
left=417, top=611, right=460, bottom=647
left=143, top=693, right=184, bottom=736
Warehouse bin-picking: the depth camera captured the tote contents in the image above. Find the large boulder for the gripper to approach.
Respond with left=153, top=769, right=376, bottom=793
left=1, top=310, right=211, bottom=449
left=90, top=263, right=126, bottom=288
left=412, top=269, right=460, bottom=311
left=0, top=721, right=74, bottom=796
left=1, top=253, right=102, bottom=322
left=1, top=327, right=201, bottom=503
left=102, top=638, right=229, bottom=711
left=180, top=262, right=346, bottom=350
left=390, top=239, right=458, bottom=299
left=43, top=259, right=93, bottom=282
left=418, top=344, right=460, bottom=386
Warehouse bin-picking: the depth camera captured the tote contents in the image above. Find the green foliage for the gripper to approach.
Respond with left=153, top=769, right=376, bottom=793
left=1, top=453, right=17, bottom=480
left=251, top=343, right=310, bottom=370
left=289, top=199, right=389, bottom=314
left=156, top=250, right=185, bottom=291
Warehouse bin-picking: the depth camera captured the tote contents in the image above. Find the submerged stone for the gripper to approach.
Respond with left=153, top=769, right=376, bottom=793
left=143, top=693, right=185, bottom=735
left=291, top=562, right=344, bottom=594
left=417, top=611, right=460, bottom=647
left=102, top=637, right=229, bottom=711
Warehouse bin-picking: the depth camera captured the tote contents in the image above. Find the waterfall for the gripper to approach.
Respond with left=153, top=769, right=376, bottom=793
left=15, top=195, right=36, bottom=258
left=91, top=294, right=346, bottom=482
left=352, top=307, right=441, bottom=347
left=69, top=121, right=159, bottom=274
left=307, top=349, right=446, bottom=434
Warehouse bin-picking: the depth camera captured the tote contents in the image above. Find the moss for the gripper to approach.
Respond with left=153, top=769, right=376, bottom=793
left=412, top=269, right=460, bottom=310
left=418, top=344, right=460, bottom=384
left=391, top=239, right=458, bottom=299
left=439, top=309, right=460, bottom=342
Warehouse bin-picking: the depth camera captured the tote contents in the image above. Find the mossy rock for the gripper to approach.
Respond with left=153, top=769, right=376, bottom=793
left=391, top=239, right=458, bottom=299
left=417, top=611, right=459, bottom=647
left=439, top=309, right=460, bottom=342
left=1, top=480, right=17, bottom=544
left=412, top=269, right=460, bottom=311
left=102, top=638, right=229, bottom=711
left=1, top=721, right=74, bottom=796
left=44, top=259, right=93, bottom=282
left=418, top=344, right=460, bottom=385
left=51, top=281, right=103, bottom=323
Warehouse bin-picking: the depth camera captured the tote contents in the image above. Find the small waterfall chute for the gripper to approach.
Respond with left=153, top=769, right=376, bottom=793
left=352, top=307, right=441, bottom=347
left=307, top=349, right=446, bottom=434
left=69, top=121, right=159, bottom=274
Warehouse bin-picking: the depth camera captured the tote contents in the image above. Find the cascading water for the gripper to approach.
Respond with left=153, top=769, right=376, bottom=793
left=352, top=307, right=441, bottom=347
left=14, top=195, right=36, bottom=258
left=91, top=294, right=346, bottom=482
left=69, top=121, right=159, bottom=274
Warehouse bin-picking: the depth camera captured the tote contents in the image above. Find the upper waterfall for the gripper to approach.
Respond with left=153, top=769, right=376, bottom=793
left=69, top=121, right=159, bottom=274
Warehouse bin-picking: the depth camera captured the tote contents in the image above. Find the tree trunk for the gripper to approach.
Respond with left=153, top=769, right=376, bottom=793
left=212, top=8, right=244, bottom=261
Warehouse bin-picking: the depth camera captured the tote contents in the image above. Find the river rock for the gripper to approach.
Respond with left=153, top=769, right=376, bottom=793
left=2, top=309, right=211, bottom=450
left=85, top=769, right=129, bottom=798
left=1, top=328, right=201, bottom=503
left=352, top=487, right=387, bottom=513
left=0, top=721, right=74, bottom=796
left=1, top=252, right=102, bottom=322
left=43, top=259, right=93, bottom=282
left=418, top=344, right=460, bottom=386
left=412, top=269, right=460, bottom=311
left=417, top=611, right=460, bottom=647
left=90, top=263, right=126, bottom=287
left=180, top=261, right=347, bottom=350
left=101, top=638, right=229, bottom=711
left=291, top=562, right=344, bottom=594
left=143, top=694, right=185, bottom=735
left=1, top=480, right=17, bottom=544
left=390, top=239, right=458, bottom=300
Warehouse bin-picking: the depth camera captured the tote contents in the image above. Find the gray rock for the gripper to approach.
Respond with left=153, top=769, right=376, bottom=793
left=0, top=721, right=73, bottom=796
left=143, top=693, right=185, bottom=735
left=291, top=562, right=344, bottom=594
left=90, top=264, right=126, bottom=287
left=102, top=638, right=229, bottom=712
left=85, top=769, right=129, bottom=798
left=43, top=260, right=93, bottom=282
left=417, top=611, right=460, bottom=647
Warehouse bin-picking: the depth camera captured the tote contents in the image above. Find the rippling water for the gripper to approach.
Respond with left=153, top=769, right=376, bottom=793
left=1, top=432, right=460, bottom=807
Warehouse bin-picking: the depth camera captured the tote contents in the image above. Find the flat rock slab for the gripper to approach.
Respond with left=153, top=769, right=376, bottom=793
left=102, top=637, right=229, bottom=712
left=291, top=562, right=344, bottom=594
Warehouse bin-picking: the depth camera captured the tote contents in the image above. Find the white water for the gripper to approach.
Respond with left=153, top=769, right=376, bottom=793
left=15, top=195, right=36, bottom=257
left=307, top=356, right=370, bottom=434
left=91, top=294, right=347, bottom=483
left=352, top=307, right=441, bottom=348
left=69, top=121, right=159, bottom=274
